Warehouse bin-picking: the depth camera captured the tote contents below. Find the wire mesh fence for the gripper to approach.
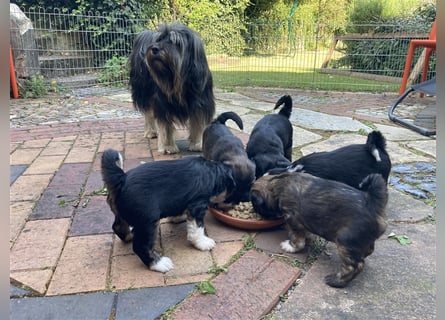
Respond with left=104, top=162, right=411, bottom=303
left=10, top=6, right=435, bottom=97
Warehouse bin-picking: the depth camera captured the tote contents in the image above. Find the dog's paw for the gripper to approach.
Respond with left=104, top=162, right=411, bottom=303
left=159, top=144, right=180, bottom=154
left=280, top=239, right=305, bottom=253
left=187, top=141, right=202, bottom=152
left=144, top=130, right=157, bottom=139
left=324, top=273, right=347, bottom=288
left=193, top=236, right=216, bottom=251
left=150, top=256, right=174, bottom=273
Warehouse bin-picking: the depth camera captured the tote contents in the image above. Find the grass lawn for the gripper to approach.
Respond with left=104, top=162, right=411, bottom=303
left=208, top=53, right=401, bottom=92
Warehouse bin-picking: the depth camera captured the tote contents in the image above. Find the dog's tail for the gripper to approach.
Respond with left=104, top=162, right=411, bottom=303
left=359, top=173, right=388, bottom=214
left=213, top=111, right=244, bottom=130
left=101, top=149, right=126, bottom=197
left=274, top=95, right=293, bottom=118
left=366, top=131, right=387, bottom=162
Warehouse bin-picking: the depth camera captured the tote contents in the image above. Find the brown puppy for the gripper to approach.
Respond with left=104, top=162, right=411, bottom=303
left=250, top=172, right=388, bottom=288
left=202, top=111, right=256, bottom=208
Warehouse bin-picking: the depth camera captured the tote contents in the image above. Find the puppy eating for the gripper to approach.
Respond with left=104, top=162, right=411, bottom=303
left=101, top=149, right=235, bottom=272
left=202, top=111, right=256, bottom=208
left=267, top=130, right=391, bottom=188
left=251, top=172, right=388, bottom=287
left=246, top=95, right=293, bottom=178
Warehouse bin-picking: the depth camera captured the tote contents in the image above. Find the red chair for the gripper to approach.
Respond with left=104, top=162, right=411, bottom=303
left=399, top=20, right=436, bottom=96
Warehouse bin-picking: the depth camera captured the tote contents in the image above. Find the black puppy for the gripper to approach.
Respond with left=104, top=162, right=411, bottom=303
left=246, top=95, right=293, bottom=178
left=202, top=112, right=256, bottom=208
left=268, top=130, right=391, bottom=188
left=251, top=172, right=388, bottom=288
left=101, top=149, right=235, bottom=272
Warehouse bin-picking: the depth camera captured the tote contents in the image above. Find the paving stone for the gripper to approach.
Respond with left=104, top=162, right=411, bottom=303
left=46, top=234, right=113, bottom=295
left=406, top=139, right=436, bottom=158
left=97, top=136, right=125, bottom=153
left=11, top=269, right=53, bottom=295
left=386, top=188, right=433, bottom=222
left=49, top=163, right=91, bottom=186
left=10, top=292, right=115, bottom=320
left=23, top=155, right=65, bottom=175
left=73, top=133, right=101, bottom=147
left=10, top=218, right=71, bottom=271
left=125, top=143, right=151, bottom=159
left=212, top=240, right=245, bottom=267
left=9, top=174, right=53, bottom=202
left=10, top=201, right=34, bottom=244
left=205, top=212, right=250, bottom=243
left=10, top=165, right=27, bottom=185
left=22, top=138, right=51, bottom=148
left=110, top=254, right=165, bottom=291
left=172, top=250, right=301, bottom=320
left=9, top=148, right=42, bottom=165
left=39, top=141, right=73, bottom=156
left=161, top=222, right=214, bottom=277
left=30, top=186, right=79, bottom=220
left=125, top=131, right=147, bottom=144
left=274, top=223, right=436, bottom=320
left=123, top=158, right=151, bottom=171
left=10, top=284, right=31, bottom=298
left=69, top=196, right=114, bottom=236
left=64, top=146, right=97, bottom=163
left=115, top=284, right=195, bottom=320
left=83, top=170, right=106, bottom=194
left=165, top=273, right=209, bottom=286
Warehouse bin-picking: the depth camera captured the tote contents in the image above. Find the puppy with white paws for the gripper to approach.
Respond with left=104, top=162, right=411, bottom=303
left=101, top=149, right=235, bottom=272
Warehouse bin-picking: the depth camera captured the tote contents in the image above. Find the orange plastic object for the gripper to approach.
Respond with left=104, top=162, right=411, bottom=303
left=10, top=46, right=19, bottom=99
left=399, top=20, right=436, bottom=96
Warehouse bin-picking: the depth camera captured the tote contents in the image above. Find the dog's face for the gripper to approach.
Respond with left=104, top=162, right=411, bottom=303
left=251, top=172, right=388, bottom=287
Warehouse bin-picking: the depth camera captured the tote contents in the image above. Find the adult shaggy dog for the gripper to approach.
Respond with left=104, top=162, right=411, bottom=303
left=129, top=23, right=215, bottom=154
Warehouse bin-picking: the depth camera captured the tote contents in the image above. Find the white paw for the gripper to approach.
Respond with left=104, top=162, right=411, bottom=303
left=159, top=144, right=180, bottom=154
left=280, top=240, right=298, bottom=253
left=194, top=236, right=216, bottom=251
left=187, top=220, right=215, bottom=251
left=150, top=256, right=174, bottom=273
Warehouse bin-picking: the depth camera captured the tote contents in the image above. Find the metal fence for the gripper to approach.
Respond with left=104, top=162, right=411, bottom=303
left=10, top=6, right=435, bottom=96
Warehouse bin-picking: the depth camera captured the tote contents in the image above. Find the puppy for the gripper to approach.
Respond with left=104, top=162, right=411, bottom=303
left=202, top=112, right=256, bottom=208
left=251, top=172, right=388, bottom=287
left=246, top=95, right=293, bottom=178
left=101, top=149, right=235, bottom=272
left=129, top=23, right=215, bottom=154
left=267, top=130, right=391, bottom=188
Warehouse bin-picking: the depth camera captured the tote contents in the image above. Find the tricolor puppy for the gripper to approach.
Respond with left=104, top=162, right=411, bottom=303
left=267, top=130, right=391, bottom=188
left=246, top=95, right=293, bottom=178
left=101, top=149, right=235, bottom=272
left=251, top=172, right=388, bottom=288
left=202, top=112, right=256, bottom=208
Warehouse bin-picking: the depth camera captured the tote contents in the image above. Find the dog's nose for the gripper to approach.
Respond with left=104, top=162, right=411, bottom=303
left=150, top=46, right=160, bottom=55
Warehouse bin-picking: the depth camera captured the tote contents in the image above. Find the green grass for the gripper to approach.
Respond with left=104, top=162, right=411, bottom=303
left=208, top=53, right=400, bottom=92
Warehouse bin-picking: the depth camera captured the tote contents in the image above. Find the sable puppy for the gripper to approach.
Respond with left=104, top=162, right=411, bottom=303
left=202, top=112, right=256, bottom=208
left=101, top=149, right=235, bottom=272
left=246, top=95, right=293, bottom=178
left=251, top=172, right=388, bottom=288
left=129, top=23, right=215, bottom=154
left=267, top=130, right=391, bottom=188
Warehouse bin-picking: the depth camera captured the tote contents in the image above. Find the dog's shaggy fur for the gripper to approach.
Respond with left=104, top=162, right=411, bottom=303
left=246, top=95, right=293, bottom=178
left=251, top=172, right=388, bottom=288
left=129, top=23, right=215, bottom=154
left=267, top=130, right=391, bottom=188
left=202, top=112, right=256, bottom=208
left=101, top=149, right=235, bottom=272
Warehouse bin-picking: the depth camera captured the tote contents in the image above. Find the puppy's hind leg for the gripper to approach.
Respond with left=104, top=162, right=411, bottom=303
left=132, top=223, right=173, bottom=273
left=280, top=221, right=307, bottom=253
left=186, top=207, right=215, bottom=251
left=324, top=244, right=364, bottom=288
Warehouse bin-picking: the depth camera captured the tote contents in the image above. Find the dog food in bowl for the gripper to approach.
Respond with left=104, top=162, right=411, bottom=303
left=209, top=202, right=284, bottom=230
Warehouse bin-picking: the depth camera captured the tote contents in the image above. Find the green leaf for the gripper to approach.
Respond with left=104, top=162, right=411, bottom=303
left=388, top=232, right=412, bottom=245
left=196, top=280, right=216, bottom=295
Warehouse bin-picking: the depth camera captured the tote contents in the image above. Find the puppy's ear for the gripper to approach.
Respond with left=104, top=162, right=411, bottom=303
left=250, top=190, right=264, bottom=208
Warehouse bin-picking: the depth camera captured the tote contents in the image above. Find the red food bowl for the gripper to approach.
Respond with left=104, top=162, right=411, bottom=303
left=209, top=207, right=284, bottom=231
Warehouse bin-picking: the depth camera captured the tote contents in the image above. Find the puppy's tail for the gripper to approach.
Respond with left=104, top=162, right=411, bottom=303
left=101, top=149, right=126, bottom=196
left=366, top=131, right=387, bottom=162
left=213, top=111, right=243, bottom=130
left=359, top=173, right=388, bottom=214
left=274, top=95, right=293, bottom=118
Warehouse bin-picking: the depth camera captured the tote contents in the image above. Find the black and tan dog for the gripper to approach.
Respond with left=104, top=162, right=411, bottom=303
left=267, top=130, right=391, bottom=188
left=251, top=171, right=388, bottom=288
left=101, top=149, right=235, bottom=272
left=202, top=112, right=256, bottom=208
left=129, top=23, right=214, bottom=154
left=246, top=95, right=293, bottom=178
